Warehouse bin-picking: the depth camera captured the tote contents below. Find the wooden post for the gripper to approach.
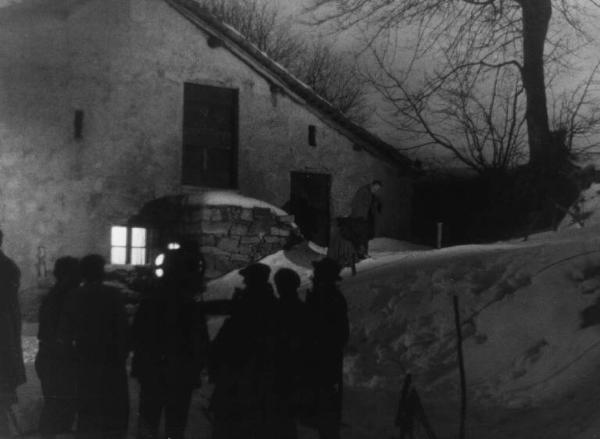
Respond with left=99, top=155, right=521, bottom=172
left=436, top=222, right=443, bottom=249
left=453, top=295, right=467, bottom=439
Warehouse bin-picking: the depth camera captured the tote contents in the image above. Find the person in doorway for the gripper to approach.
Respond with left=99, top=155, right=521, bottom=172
left=349, top=180, right=383, bottom=256
left=59, top=254, right=129, bottom=439
left=132, top=245, right=209, bottom=439
left=36, top=256, right=81, bottom=438
left=0, top=230, right=24, bottom=437
left=304, top=258, right=349, bottom=439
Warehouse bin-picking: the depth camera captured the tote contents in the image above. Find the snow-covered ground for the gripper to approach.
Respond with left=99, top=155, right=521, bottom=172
left=203, top=227, right=600, bottom=438
left=16, top=227, right=600, bottom=438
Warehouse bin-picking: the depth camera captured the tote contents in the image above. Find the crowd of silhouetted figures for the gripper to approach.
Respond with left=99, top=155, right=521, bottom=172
left=0, top=236, right=350, bottom=439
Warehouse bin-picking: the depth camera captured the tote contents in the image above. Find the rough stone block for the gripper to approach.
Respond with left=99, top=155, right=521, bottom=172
left=240, top=236, right=261, bottom=245
left=264, top=236, right=283, bottom=244
left=188, top=207, right=212, bottom=222
left=241, top=209, right=253, bottom=221
left=211, top=208, right=223, bottom=221
left=217, top=237, right=240, bottom=253
left=228, top=206, right=243, bottom=221
left=203, top=222, right=230, bottom=235
left=231, top=254, right=252, bottom=263
left=249, top=222, right=270, bottom=235
left=230, top=223, right=249, bottom=236
left=238, top=245, right=253, bottom=255
left=200, top=234, right=216, bottom=247
left=200, top=246, right=229, bottom=257
left=270, top=227, right=290, bottom=237
left=252, top=207, right=271, bottom=218
left=279, top=215, right=295, bottom=224
left=214, top=255, right=233, bottom=273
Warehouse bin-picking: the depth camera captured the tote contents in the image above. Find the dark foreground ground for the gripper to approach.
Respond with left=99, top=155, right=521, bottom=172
left=13, top=327, right=600, bottom=439
left=10, top=324, right=329, bottom=439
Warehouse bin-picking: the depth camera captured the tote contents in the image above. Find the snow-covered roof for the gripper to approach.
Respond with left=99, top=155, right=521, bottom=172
left=186, top=190, right=288, bottom=216
left=165, top=0, right=414, bottom=171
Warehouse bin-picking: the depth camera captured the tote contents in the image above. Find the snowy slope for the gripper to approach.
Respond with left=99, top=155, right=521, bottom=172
left=559, top=182, right=600, bottom=230
left=339, top=226, right=600, bottom=439
left=205, top=229, right=600, bottom=438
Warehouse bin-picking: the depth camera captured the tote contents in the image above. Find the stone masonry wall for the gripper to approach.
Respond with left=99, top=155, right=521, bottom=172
left=180, top=205, right=296, bottom=278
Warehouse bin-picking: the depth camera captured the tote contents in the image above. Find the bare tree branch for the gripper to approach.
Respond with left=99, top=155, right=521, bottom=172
left=196, top=0, right=370, bottom=123
left=306, top=0, right=600, bottom=169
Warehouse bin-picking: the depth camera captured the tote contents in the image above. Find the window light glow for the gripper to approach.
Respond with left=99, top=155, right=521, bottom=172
left=110, top=247, right=127, bottom=265
left=110, top=225, right=148, bottom=265
left=111, top=226, right=127, bottom=246
left=131, top=228, right=147, bottom=247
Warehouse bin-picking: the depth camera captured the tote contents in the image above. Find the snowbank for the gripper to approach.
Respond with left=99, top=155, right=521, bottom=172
left=339, top=225, right=600, bottom=437
left=204, top=250, right=313, bottom=302
left=559, top=182, right=600, bottom=230
left=201, top=226, right=600, bottom=437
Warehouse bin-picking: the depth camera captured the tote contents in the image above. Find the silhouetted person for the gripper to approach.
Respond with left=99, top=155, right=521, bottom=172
left=350, top=180, right=383, bottom=255
left=0, top=230, right=24, bottom=437
left=36, top=256, right=80, bottom=438
left=210, top=263, right=278, bottom=439
left=132, top=246, right=209, bottom=439
left=273, top=268, right=308, bottom=439
left=59, top=254, right=129, bottom=439
left=305, top=258, right=349, bottom=439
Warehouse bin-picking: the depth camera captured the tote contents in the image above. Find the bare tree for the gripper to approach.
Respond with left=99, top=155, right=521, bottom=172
left=296, top=41, right=369, bottom=123
left=309, top=0, right=600, bottom=170
left=368, top=48, right=528, bottom=173
left=196, top=0, right=369, bottom=123
left=551, top=62, right=600, bottom=156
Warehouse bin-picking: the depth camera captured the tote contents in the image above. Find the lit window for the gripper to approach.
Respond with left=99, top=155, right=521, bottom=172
left=110, top=226, right=147, bottom=265
left=111, top=226, right=128, bottom=265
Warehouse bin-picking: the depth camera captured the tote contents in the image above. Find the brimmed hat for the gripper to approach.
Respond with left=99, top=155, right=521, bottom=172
left=239, top=263, right=271, bottom=283
left=312, top=257, right=342, bottom=282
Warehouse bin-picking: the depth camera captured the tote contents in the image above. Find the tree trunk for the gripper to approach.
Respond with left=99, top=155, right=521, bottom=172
left=520, top=0, right=553, bottom=167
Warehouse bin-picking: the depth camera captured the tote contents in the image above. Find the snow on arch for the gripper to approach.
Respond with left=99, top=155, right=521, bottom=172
left=186, top=190, right=288, bottom=217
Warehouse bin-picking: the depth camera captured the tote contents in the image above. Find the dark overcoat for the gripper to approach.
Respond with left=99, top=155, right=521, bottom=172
left=131, top=281, right=209, bottom=386
left=350, top=184, right=374, bottom=219
left=0, top=250, right=24, bottom=400
left=59, top=282, right=130, bottom=435
left=305, top=283, right=349, bottom=387
left=210, top=282, right=280, bottom=439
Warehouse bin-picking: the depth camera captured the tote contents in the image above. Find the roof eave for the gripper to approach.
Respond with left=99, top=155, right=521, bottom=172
left=165, top=0, right=414, bottom=170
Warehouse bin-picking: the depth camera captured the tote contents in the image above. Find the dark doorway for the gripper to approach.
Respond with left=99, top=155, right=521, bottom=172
left=290, top=172, right=331, bottom=247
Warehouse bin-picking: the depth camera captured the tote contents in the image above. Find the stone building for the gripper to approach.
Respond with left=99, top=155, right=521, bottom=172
left=0, top=0, right=414, bottom=289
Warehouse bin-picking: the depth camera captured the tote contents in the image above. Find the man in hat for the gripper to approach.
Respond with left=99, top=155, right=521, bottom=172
left=0, top=229, right=24, bottom=437
left=210, top=263, right=280, bottom=439
left=36, top=256, right=80, bottom=438
left=132, top=246, right=208, bottom=439
left=59, top=254, right=129, bottom=439
left=305, top=258, right=349, bottom=439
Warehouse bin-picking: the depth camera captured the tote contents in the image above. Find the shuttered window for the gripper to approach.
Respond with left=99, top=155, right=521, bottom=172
left=182, top=83, right=238, bottom=188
